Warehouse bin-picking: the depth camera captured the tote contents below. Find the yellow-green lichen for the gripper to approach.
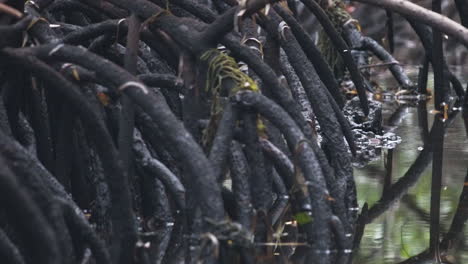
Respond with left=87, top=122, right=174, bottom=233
left=200, top=49, right=259, bottom=96
left=200, top=49, right=263, bottom=149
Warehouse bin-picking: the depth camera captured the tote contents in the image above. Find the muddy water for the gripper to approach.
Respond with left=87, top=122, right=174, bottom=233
left=354, top=68, right=468, bottom=263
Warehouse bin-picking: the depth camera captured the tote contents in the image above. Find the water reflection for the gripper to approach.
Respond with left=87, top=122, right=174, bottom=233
left=354, top=70, right=468, bottom=263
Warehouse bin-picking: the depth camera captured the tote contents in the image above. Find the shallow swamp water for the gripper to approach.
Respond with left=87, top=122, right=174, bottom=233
left=353, top=66, right=468, bottom=263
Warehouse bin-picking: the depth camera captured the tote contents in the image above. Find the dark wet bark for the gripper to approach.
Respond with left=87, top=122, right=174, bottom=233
left=386, top=10, right=394, bottom=53
left=133, top=130, right=185, bottom=210
left=233, top=91, right=335, bottom=260
left=0, top=151, right=60, bottom=264
left=429, top=115, right=444, bottom=257
left=118, top=13, right=140, bottom=205
left=407, top=20, right=464, bottom=99
left=300, top=0, right=370, bottom=115
left=431, top=0, right=446, bottom=111
left=417, top=57, right=429, bottom=95
left=0, top=49, right=137, bottom=264
left=1, top=1, right=464, bottom=263
left=0, top=228, right=25, bottom=264
left=19, top=44, right=224, bottom=222
left=269, top=169, right=289, bottom=226
left=26, top=75, right=55, bottom=173
left=229, top=141, right=253, bottom=229
left=209, top=103, right=239, bottom=182
left=274, top=4, right=345, bottom=108
left=262, top=11, right=354, bottom=234
left=455, top=0, right=468, bottom=28
left=342, top=23, right=413, bottom=89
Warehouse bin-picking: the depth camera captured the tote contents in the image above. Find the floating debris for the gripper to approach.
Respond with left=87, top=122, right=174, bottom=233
left=343, top=97, right=402, bottom=167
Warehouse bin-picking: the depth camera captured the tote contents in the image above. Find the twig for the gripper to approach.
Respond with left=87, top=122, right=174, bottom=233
left=0, top=3, right=23, bottom=18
